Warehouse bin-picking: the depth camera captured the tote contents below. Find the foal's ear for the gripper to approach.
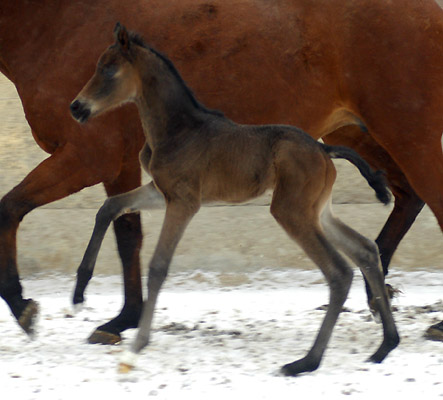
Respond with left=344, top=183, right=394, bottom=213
left=114, top=22, right=130, bottom=53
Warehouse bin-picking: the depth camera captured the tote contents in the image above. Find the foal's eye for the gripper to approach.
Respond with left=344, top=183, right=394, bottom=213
left=102, top=64, right=118, bottom=79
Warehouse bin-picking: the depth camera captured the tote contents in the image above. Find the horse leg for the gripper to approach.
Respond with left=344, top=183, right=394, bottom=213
left=369, top=188, right=424, bottom=308
left=0, top=144, right=107, bottom=335
left=320, top=201, right=400, bottom=361
left=375, top=190, right=424, bottom=276
left=270, top=183, right=353, bottom=376
left=72, top=181, right=165, bottom=343
left=119, top=200, right=198, bottom=372
left=87, top=158, right=161, bottom=344
left=368, top=126, right=443, bottom=340
left=88, top=212, right=144, bottom=344
left=323, top=127, right=424, bottom=303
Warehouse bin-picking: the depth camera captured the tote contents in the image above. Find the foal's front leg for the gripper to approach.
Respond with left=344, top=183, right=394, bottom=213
left=119, top=200, right=199, bottom=372
left=73, top=182, right=165, bottom=305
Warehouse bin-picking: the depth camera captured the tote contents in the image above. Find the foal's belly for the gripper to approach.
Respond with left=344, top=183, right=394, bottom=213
left=200, top=168, right=275, bottom=204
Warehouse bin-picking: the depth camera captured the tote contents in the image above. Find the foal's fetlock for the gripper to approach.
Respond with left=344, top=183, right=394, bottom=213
left=73, top=269, right=93, bottom=305
left=98, top=198, right=122, bottom=222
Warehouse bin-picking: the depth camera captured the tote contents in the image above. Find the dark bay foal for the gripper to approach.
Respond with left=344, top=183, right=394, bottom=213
left=70, top=24, right=399, bottom=376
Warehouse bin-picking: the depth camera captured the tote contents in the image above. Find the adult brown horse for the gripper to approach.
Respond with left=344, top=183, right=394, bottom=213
left=0, top=0, right=441, bottom=342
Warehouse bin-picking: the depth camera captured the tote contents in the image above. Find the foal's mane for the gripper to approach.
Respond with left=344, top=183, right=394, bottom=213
left=128, top=32, right=224, bottom=117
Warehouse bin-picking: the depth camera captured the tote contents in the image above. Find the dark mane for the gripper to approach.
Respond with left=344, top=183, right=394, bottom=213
left=128, top=32, right=224, bottom=117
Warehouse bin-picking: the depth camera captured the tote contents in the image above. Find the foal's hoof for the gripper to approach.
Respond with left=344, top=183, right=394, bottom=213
left=88, top=329, right=122, bottom=345
left=118, top=350, right=138, bottom=374
left=424, top=321, right=443, bottom=342
left=18, top=299, right=39, bottom=336
left=280, top=358, right=319, bottom=377
left=118, top=362, right=134, bottom=374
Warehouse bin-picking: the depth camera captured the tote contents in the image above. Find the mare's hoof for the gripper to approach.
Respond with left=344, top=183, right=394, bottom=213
left=88, top=329, right=122, bottom=345
left=424, top=321, right=443, bottom=342
left=18, top=299, right=39, bottom=336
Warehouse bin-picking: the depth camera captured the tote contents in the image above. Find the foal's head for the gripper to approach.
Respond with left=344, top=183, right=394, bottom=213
left=70, top=23, right=143, bottom=123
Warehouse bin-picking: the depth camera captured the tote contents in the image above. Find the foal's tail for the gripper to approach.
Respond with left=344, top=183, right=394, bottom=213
left=321, top=144, right=391, bottom=205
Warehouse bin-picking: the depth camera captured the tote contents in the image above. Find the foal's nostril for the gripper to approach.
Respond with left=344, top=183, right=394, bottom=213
left=70, top=100, right=81, bottom=113
left=70, top=99, right=91, bottom=123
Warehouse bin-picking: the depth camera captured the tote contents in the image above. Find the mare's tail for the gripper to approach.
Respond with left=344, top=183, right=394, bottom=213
left=321, top=143, right=391, bottom=205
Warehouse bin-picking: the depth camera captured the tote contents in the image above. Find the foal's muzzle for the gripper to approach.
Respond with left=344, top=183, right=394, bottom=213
left=70, top=100, right=91, bottom=123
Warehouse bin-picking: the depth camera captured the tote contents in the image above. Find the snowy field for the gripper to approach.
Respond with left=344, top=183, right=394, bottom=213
left=0, top=268, right=442, bottom=399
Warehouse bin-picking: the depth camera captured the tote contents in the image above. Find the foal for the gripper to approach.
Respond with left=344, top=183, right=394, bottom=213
left=70, top=24, right=399, bottom=376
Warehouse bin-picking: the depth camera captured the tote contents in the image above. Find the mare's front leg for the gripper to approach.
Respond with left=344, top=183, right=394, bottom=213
left=0, top=144, right=105, bottom=335
left=119, top=200, right=199, bottom=372
left=73, top=181, right=165, bottom=344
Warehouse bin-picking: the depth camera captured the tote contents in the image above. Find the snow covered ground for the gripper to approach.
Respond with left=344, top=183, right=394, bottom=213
left=0, top=268, right=442, bottom=399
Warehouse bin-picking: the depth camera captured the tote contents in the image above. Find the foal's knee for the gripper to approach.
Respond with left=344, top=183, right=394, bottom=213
left=96, top=197, right=122, bottom=224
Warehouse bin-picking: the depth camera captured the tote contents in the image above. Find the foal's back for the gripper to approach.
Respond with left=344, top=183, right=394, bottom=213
left=193, top=117, right=333, bottom=205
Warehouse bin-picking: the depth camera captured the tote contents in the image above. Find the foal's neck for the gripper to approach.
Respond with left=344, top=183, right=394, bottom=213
left=134, top=50, right=205, bottom=149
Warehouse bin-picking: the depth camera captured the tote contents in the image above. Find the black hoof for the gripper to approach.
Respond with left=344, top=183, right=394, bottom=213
left=424, top=321, right=443, bottom=342
left=280, top=358, right=319, bottom=377
left=367, top=334, right=400, bottom=363
left=73, top=269, right=93, bottom=305
left=280, top=364, right=300, bottom=377
left=72, top=292, right=84, bottom=306
left=18, top=299, right=39, bottom=336
left=367, top=352, right=384, bottom=364
left=88, top=329, right=122, bottom=345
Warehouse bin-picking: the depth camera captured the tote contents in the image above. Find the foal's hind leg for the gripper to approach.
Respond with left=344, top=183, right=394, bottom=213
left=321, top=201, right=399, bottom=362
left=119, top=200, right=198, bottom=372
left=271, top=193, right=354, bottom=376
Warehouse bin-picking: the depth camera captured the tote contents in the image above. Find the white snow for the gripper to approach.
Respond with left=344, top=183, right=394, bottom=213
left=0, top=268, right=442, bottom=399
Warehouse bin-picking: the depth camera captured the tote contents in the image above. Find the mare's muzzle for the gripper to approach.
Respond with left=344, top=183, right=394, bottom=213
left=70, top=100, right=91, bottom=123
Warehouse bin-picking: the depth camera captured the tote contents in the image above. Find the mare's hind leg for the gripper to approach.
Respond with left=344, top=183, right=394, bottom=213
left=324, top=127, right=425, bottom=300
left=73, top=181, right=165, bottom=343
left=119, top=200, right=199, bottom=372
left=321, top=201, right=400, bottom=361
left=270, top=191, right=354, bottom=376
left=370, top=126, right=443, bottom=340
